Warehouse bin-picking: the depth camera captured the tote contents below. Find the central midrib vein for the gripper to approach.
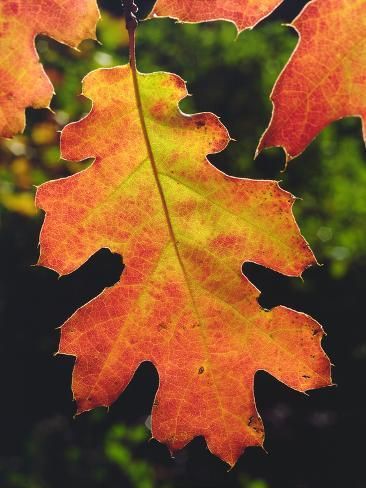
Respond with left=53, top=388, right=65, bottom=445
left=130, top=65, right=244, bottom=449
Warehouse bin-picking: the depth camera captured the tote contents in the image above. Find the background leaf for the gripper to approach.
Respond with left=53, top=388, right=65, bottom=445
left=0, top=0, right=99, bottom=137
left=258, top=0, right=366, bottom=160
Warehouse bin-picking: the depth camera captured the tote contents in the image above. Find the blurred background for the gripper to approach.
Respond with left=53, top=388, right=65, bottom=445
left=1, top=0, right=366, bottom=486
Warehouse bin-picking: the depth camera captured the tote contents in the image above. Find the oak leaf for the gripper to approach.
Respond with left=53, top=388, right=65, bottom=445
left=0, top=0, right=100, bottom=138
left=258, top=0, right=366, bottom=160
left=36, top=65, right=331, bottom=466
left=149, top=0, right=284, bottom=32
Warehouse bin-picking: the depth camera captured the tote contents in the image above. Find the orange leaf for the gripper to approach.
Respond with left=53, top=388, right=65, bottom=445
left=149, top=0, right=283, bottom=31
left=258, top=0, right=366, bottom=160
left=0, top=0, right=100, bottom=138
left=36, top=65, right=331, bottom=466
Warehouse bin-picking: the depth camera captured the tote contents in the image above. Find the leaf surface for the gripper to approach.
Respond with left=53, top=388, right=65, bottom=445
left=258, top=0, right=366, bottom=160
left=0, top=0, right=99, bottom=138
left=36, top=65, right=331, bottom=466
left=149, top=0, right=283, bottom=31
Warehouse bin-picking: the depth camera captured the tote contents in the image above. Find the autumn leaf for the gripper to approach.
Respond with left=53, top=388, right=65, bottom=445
left=257, top=0, right=366, bottom=161
left=36, top=65, right=331, bottom=466
left=149, top=0, right=284, bottom=32
left=0, top=0, right=100, bottom=138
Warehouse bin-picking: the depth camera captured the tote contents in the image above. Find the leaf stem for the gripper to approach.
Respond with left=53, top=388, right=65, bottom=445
left=122, top=0, right=138, bottom=68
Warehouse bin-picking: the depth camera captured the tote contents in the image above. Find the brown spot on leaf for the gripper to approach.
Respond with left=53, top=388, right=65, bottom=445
left=195, top=120, right=206, bottom=129
left=247, top=415, right=264, bottom=435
